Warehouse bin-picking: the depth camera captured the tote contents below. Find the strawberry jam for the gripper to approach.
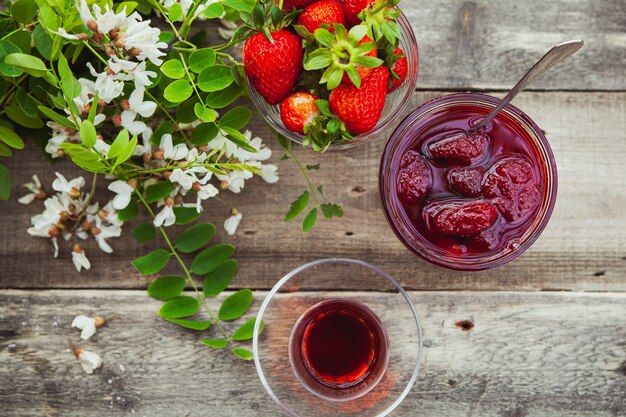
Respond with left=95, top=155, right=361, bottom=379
left=380, top=94, right=557, bottom=270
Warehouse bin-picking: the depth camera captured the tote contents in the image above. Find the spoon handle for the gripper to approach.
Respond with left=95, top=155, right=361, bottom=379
left=470, top=40, right=584, bottom=132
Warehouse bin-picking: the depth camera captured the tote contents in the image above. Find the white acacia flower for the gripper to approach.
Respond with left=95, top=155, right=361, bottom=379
left=18, top=175, right=44, bottom=205
left=120, top=88, right=157, bottom=135
left=52, top=172, right=84, bottom=197
left=194, top=183, right=219, bottom=212
left=216, top=170, right=252, bottom=194
left=224, top=210, right=242, bottom=235
left=93, top=217, right=121, bottom=253
left=133, top=128, right=153, bottom=156
left=72, top=245, right=91, bottom=272
left=107, top=180, right=133, bottom=210
left=100, top=200, right=123, bottom=227
left=233, top=133, right=272, bottom=162
left=160, top=134, right=188, bottom=160
left=121, top=13, right=168, bottom=65
left=86, top=63, right=125, bottom=103
left=93, top=138, right=111, bottom=158
left=74, top=348, right=103, bottom=374
left=259, top=163, right=279, bottom=184
left=154, top=198, right=176, bottom=227
left=108, top=58, right=157, bottom=89
left=72, top=315, right=97, bottom=340
left=169, top=169, right=197, bottom=191
left=45, top=121, right=80, bottom=158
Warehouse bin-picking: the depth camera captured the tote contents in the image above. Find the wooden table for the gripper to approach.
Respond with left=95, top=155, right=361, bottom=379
left=1, top=1, right=625, bottom=415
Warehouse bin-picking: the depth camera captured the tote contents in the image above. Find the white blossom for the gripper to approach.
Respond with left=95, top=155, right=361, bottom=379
left=154, top=199, right=176, bottom=227
left=216, top=170, right=252, bottom=194
left=224, top=210, right=242, bottom=235
left=18, top=175, right=44, bottom=205
left=108, top=180, right=133, bottom=210
left=72, top=245, right=91, bottom=272
left=120, top=88, right=157, bottom=135
left=259, top=163, right=279, bottom=184
left=121, top=12, right=168, bottom=65
left=52, top=172, right=85, bottom=196
left=194, top=183, right=219, bottom=212
left=74, top=348, right=103, bottom=374
left=160, top=134, right=188, bottom=160
left=72, top=315, right=97, bottom=340
left=86, top=63, right=125, bottom=103
left=169, top=169, right=197, bottom=190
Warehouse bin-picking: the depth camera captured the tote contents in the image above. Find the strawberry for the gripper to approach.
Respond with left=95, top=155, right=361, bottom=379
left=341, top=35, right=377, bottom=86
left=428, top=131, right=488, bottom=165
left=342, top=0, right=375, bottom=26
left=297, top=0, right=346, bottom=34
left=281, top=0, right=317, bottom=12
left=388, top=48, right=407, bottom=92
left=426, top=201, right=499, bottom=236
left=243, top=30, right=303, bottom=105
left=329, top=65, right=389, bottom=134
left=280, top=92, right=320, bottom=134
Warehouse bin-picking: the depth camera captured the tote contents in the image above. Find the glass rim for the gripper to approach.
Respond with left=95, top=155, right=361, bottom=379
left=252, top=257, right=423, bottom=417
left=246, top=11, right=419, bottom=151
left=379, top=93, right=558, bottom=271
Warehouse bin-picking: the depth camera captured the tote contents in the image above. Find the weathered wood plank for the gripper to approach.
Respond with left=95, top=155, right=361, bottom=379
left=1, top=91, right=625, bottom=291
left=0, top=290, right=623, bottom=416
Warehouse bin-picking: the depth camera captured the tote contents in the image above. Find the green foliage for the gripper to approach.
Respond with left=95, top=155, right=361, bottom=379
left=158, top=295, right=199, bottom=318
left=175, top=223, right=216, bottom=253
left=219, top=289, right=253, bottom=321
left=145, top=182, right=174, bottom=203
left=148, top=275, right=186, bottom=300
left=0, top=162, right=11, bottom=201
left=191, top=244, right=235, bottom=275
left=132, top=222, right=157, bottom=244
left=232, top=318, right=264, bottom=341
left=203, top=259, right=237, bottom=297
left=131, top=249, right=171, bottom=275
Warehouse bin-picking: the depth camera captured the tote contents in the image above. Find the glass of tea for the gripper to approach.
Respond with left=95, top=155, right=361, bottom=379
left=252, top=258, right=422, bottom=416
left=379, top=93, right=558, bottom=270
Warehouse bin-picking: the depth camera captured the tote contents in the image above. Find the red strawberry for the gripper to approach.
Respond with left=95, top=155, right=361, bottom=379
left=243, top=30, right=303, bottom=105
left=388, top=48, right=408, bottom=93
left=329, top=65, right=389, bottom=134
left=281, top=0, right=317, bottom=12
left=447, top=166, right=485, bottom=197
left=425, top=201, right=499, bottom=236
left=297, top=0, right=346, bottom=34
left=428, top=131, right=488, bottom=165
left=397, top=154, right=431, bottom=205
left=280, top=92, right=320, bottom=134
left=341, top=35, right=377, bottom=86
left=342, top=0, right=375, bottom=26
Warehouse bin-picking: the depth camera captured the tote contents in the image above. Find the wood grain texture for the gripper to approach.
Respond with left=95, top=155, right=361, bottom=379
left=1, top=91, right=625, bottom=291
left=0, top=290, right=623, bottom=417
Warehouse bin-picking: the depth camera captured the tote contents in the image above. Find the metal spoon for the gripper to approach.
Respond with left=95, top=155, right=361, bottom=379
left=469, top=39, right=584, bottom=133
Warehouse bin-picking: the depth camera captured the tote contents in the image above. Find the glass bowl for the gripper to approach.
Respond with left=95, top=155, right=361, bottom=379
left=253, top=258, right=423, bottom=416
left=246, top=12, right=419, bottom=150
left=379, top=93, right=558, bottom=271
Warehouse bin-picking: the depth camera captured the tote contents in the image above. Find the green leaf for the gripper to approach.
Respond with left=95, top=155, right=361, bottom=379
left=113, top=135, right=137, bottom=168
left=221, top=0, right=253, bottom=13
left=165, top=318, right=211, bottom=330
left=164, top=79, right=193, bottom=103
left=232, top=318, right=264, bottom=341
left=219, top=289, right=253, bottom=321
left=205, top=83, right=242, bottom=108
left=201, top=339, right=228, bottom=348
left=11, top=0, right=37, bottom=23
left=131, top=249, right=171, bottom=275
left=79, top=120, right=96, bottom=148
left=15, top=89, right=37, bottom=118
left=0, top=40, right=22, bottom=77
left=221, top=126, right=257, bottom=153
left=0, top=126, right=24, bottom=149
left=0, top=162, right=10, bottom=201
left=173, top=206, right=200, bottom=224
left=37, top=106, right=77, bottom=129
left=158, top=295, right=198, bottom=319
left=132, top=222, right=156, bottom=244
left=321, top=203, right=344, bottom=219
left=145, top=181, right=174, bottom=203
left=191, top=123, right=219, bottom=145
left=232, top=347, right=253, bottom=360
left=148, top=275, right=186, bottom=300
left=203, top=2, right=225, bottom=18
left=313, top=28, right=334, bottom=47
left=191, top=244, right=235, bottom=275
left=116, top=1, right=139, bottom=14
left=6, top=30, right=30, bottom=54
left=108, top=129, right=129, bottom=160
left=203, top=259, right=237, bottom=297
left=189, top=48, right=216, bottom=73
left=118, top=198, right=139, bottom=221
left=161, top=59, right=185, bottom=79
left=4, top=53, right=47, bottom=77
left=219, top=106, right=252, bottom=130
left=194, top=103, right=217, bottom=122
left=302, top=208, right=318, bottom=232
left=168, top=2, right=183, bottom=21
left=176, top=223, right=216, bottom=253
left=285, top=191, right=309, bottom=221
left=0, top=143, right=12, bottom=157
left=197, top=65, right=234, bottom=92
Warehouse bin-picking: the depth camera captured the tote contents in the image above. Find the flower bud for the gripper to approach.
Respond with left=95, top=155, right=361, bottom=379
left=104, top=45, right=115, bottom=55
left=87, top=20, right=98, bottom=33
left=142, top=152, right=151, bottom=163
left=165, top=197, right=175, bottom=207
left=114, top=38, right=126, bottom=48
left=220, top=180, right=229, bottom=190
left=105, top=67, right=115, bottom=76
left=127, top=179, right=137, bottom=189
left=112, top=114, right=122, bottom=127
left=127, top=47, right=141, bottom=57
left=69, top=187, right=81, bottom=200
left=197, top=145, right=209, bottom=153
left=94, top=316, right=106, bottom=328
left=78, top=33, right=89, bottom=41
left=81, top=219, right=93, bottom=230
left=98, top=209, right=109, bottom=220
left=73, top=244, right=84, bottom=254
left=192, top=182, right=201, bottom=191
left=120, top=99, right=130, bottom=110
left=48, top=227, right=59, bottom=237
left=108, top=28, right=119, bottom=39
left=56, top=149, right=65, bottom=158
left=174, top=195, right=184, bottom=205
left=35, top=190, right=47, bottom=200
left=152, top=149, right=164, bottom=160
left=230, top=208, right=240, bottom=216
left=73, top=347, right=83, bottom=359
left=93, top=32, right=104, bottom=44
left=90, top=226, right=102, bottom=236
left=82, top=103, right=92, bottom=115
left=162, top=170, right=172, bottom=180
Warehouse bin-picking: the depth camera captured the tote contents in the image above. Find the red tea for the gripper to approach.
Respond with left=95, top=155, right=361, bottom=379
left=289, top=299, right=389, bottom=398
